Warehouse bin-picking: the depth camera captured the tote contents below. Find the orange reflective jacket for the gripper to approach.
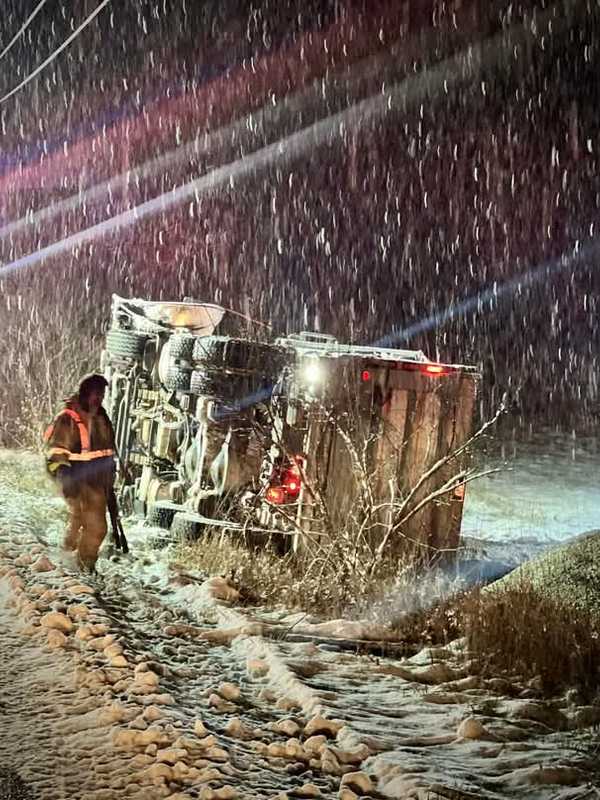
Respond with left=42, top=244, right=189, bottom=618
left=44, top=407, right=115, bottom=463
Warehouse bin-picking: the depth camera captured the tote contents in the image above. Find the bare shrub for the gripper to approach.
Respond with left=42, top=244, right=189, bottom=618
left=0, top=290, right=103, bottom=449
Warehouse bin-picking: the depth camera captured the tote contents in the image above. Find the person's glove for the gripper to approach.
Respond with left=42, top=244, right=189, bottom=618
left=56, top=464, right=78, bottom=498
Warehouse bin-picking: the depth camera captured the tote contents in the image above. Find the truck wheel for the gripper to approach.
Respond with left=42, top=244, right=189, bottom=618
left=193, top=336, right=286, bottom=374
left=105, top=329, right=148, bottom=360
left=190, top=369, right=222, bottom=398
left=171, top=513, right=203, bottom=541
left=145, top=504, right=176, bottom=530
left=169, top=334, right=196, bottom=362
left=190, top=368, right=273, bottom=405
left=164, top=366, right=191, bottom=392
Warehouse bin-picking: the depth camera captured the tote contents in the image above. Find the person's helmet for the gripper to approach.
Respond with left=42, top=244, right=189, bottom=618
left=78, top=373, right=108, bottom=402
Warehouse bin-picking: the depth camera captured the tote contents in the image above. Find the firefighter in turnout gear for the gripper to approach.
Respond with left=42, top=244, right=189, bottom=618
left=44, top=374, right=116, bottom=571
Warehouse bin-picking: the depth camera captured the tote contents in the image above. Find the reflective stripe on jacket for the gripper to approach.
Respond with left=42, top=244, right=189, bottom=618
left=44, top=406, right=115, bottom=464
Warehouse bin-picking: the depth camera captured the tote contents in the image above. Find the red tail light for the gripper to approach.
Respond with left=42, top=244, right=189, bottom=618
left=282, top=473, right=301, bottom=497
left=266, top=486, right=286, bottom=505
left=421, top=364, right=449, bottom=376
left=361, top=370, right=371, bottom=382
left=265, top=455, right=304, bottom=504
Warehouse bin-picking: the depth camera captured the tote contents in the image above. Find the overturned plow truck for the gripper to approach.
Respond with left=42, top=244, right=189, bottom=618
left=103, top=296, right=478, bottom=555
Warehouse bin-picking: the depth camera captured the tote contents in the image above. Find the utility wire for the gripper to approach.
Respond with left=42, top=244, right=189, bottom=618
left=0, top=0, right=51, bottom=65
left=0, top=0, right=111, bottom=106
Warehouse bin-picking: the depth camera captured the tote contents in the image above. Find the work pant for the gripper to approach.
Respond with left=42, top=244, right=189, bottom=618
left=63, top=483, right=108, bottom=571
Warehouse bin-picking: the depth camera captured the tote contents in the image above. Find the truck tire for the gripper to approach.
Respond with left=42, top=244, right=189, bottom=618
left=190, top=369, right=225, bottom=398
left=171, top=513, right=203, bottom=541
left=145, top=504, right=176, bottom=530
left=193, top=337, right=286, bottom=374
left=164, top=366, right=191, bottom=392
left=190, top=368, right=274, bottom=406
left=169, top=334, right=196, bottom=362
left=105, top=329, right=147, bottom=360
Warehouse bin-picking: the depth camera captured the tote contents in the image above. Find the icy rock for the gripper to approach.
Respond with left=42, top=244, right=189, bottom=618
left=113, top=730, right=139, bottom=749
left=208, top=693, right=237, bottom=713
left=40, top=611, right=74, bottom=634
left=410, top=662, right=458, bottom=684
left=32, top=555, right=55, bottom=573
left=195, top=767, right=225, bottom=784
left=130, top=753, right=153, bottom=769
left=276, top=696, right=302, bottom=711
left=424, top=691, right=470, bottom=705
left=296, top=784, right=321, bottom=797
left=409, top=646, right=453, bottom=665
left=134, top=726, right=171, bottom=748
left=199, top=787, right=237, bottom=800
left=205, top=745, right=229, bottom=761
left=340, top=771, right=374, bottom=794
left=74, top=625, right=94, bottom=641
left=145, top=763, right=174, bottom=784
left=272, top=718, right=302, bottom=737
left=89, top=623, right=110, bottom=635
left=321, top=748, right=345, bottom=776
left=67, top=604, right=90, bottom=621
left=104, top=642, right=124, bottom=658
left=14, top=553, right=32, bottom=566
left=570, top=705, right=600, bottom=728
left=456, top=717, right=489, bottom=740
left=247, top=658, right=270, bottom=677
left=504, top=765, right=585, bottom=787
left=267, top=743, right=287, bottom=759
left=304, top=735, right=328, bottom=755
left=197, top=735, right=218, bottom=749
left=329, top=744, right=369, bottom=765
left=87, top=635, right=115, bottom=652
left=225, top=718, right=254, bottom=740
left=67, top=583, right=95, bottom=595
left=110, top=655, right=129, bottom=668
left=284, top=738, right=306, bottom=760
left=218, top=682, right=241, bottom=702
left=143, top=692, right=175, bottom=706
left=173, top=761, right=190, bottom=780
left=305, top=716, right=345, bottom=738
left=194, top=719, right=209, bottom=737
left=143, top=706, right=164, bottom=723
left=156, top=747, right=188, bottom=765
left=510, top=701, right=568, bottom=730
left=201, top=576, right=240, bottom=603
left=338, top=790, right=358, bottom=800
left=134, top=670, right=160, bottom=689
left=258, top=688, right=277, bottom=703
left=173, top=736, right=201, bottom=751
left=46, top=629, right=68, bottom=649
left=19, top=623, right=38, bottom=636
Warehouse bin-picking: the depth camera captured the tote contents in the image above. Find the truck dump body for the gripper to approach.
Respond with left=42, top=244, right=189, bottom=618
left=260, top=334, right=478, bottom=554
left=102, top=296, right=478, bottom=557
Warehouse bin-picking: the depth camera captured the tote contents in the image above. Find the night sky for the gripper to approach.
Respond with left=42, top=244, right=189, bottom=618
left=0, top=0, right=599, bottom=441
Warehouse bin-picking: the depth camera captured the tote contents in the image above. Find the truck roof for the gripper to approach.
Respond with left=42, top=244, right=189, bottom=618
left=276, top=331, right=478, bottom=373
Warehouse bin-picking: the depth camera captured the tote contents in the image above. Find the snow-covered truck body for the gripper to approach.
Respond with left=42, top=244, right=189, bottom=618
left=102, top=296, right=478, bottom=553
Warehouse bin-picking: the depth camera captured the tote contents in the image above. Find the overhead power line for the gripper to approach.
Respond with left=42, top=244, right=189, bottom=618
left=0, top=0, right=51, bottom=65
left=0, top=0, right=111, bottom=106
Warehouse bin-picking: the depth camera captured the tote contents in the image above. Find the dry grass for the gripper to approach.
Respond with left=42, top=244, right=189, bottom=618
left=174, top=534, right=600, bottom=701
left=172, top=532, right=422, bottom=617
left=459, top=578, right=600, bottom=699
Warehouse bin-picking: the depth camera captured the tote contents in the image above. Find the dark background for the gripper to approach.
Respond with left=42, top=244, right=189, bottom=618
left=0, top=0, right=599, bottom=441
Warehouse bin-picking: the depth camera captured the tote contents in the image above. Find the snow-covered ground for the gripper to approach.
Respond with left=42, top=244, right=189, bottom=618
left=0, top=449, right=598, bottom=799
left=463, top=430, right=600, bottom=544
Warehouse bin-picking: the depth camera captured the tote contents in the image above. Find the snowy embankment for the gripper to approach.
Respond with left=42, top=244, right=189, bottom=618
left=0, top=450, right=598, bottom=799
